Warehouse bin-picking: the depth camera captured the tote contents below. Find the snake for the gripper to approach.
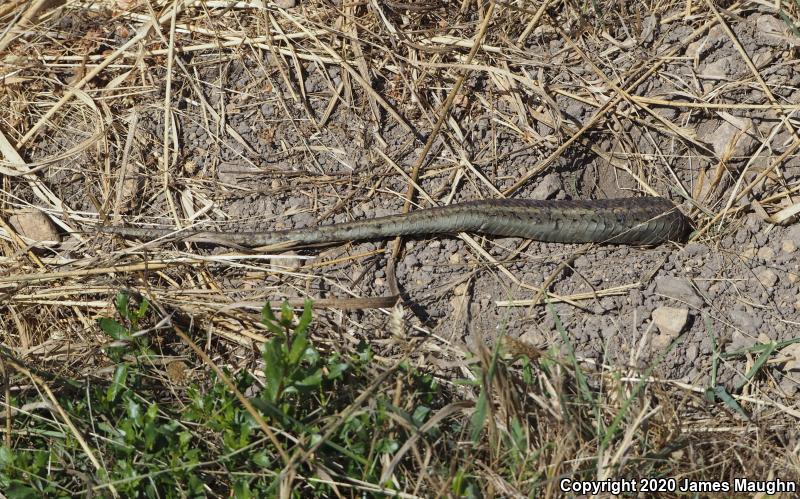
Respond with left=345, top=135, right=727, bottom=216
left=98, top=197, right=691, bottom=248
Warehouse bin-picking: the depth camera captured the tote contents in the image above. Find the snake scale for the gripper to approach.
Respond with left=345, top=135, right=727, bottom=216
left=99, top=197, right=691, bottom=248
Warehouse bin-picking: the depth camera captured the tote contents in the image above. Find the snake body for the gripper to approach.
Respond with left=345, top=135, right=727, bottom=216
left=99, top=197, right=691, bottom=247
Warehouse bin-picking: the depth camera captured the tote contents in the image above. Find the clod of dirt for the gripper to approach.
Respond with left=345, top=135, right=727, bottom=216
left=654, top=277, right=702, bottom=308
left=755, top=13, right=800, bottom=46
left=9, top=210, right=60, bottom=244
left=755, top=268, right=778, bottom=289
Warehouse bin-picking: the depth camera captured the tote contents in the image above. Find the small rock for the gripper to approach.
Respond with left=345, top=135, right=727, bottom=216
left=9, top=210, right=61, bottom=243
left=741, top=245, right=757, bottom=259
left=683, top=243, right=709, bottom=257
left=780, top=343, right=800, bottom=371
left=448, top=253, right=461, bottom=265
left=655, top=277, right=703, bottom=307
left=699, top=117, right=758, bottom=161
left=531, top=173, right=561, bottom=200
left=782, top=239, right=797, bottom=253
left=652, top=306, right=690, bottom=337
left=756, top=246, right=775, bottom=260
left=755, top=268, right=778, bottom=288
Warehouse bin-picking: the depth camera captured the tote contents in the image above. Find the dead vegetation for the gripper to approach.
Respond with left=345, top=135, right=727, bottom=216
left=1, top=0, right=800, bottom=496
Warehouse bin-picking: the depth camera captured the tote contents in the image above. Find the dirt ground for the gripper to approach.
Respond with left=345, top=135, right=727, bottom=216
left=2, top=0, right=800, bottom=484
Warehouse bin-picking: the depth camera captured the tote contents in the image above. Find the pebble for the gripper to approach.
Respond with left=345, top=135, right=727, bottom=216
left=683, top=243, right=709, bottom=257
left=655, top=277, right=703, bottom=307
left=756, top=246, right=775, bottom=260
left=740, top=245, right=757, bottom=259
left=755, top=268, right=778, bottom=288
left=531, top=173, right=561, bottom=200
left=652, top=306, right=690, bottom=337
left=782, top=240, right=797, bottom=254
left=9, top=210, right=60, bottom=243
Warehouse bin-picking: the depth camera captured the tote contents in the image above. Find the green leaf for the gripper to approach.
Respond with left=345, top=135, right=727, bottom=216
left=469, top=390, right=488, bottom=443
left=294, top=300, right=313, bottom=335
left=144, top=421, right=158, bottom=450
left=249, top=397, right=284, bottom=420
left=288, top=330, right=309, bottom=366
left=263, top=339, right=285, bottom=402
left=280, top=302, right=293, bottom=326
left=127, top=398, right=141, bottom=421
left=713, top=385, right=750, bottom=420
left=252, top=451, right=270, bottom=467
left=262, top=303, right=277, bottom=322
left=146, top=403, right=158, bottom=421
left=510, top=417, right=526, bottom=451
left=296, top=369, right=323, bottom=388
left=134, top=298, right=150, bottom=321
left=234, top=479, right=252, bottom=499
left=412, top=405, right=430, bottom=427
left=734, top=342, right=776, bottom=391
left=6, top=485, right=41, bottom=499
left=179, top=431, right=192, bottom=448
left=106, top=363, right=128, bottom=402
left=326, top=362, right=349, bottom=379
left=98, top=318, right=132, bottom=341
left=260, top=304, right=284, bottom=336
left=114, top=292, right=131, bottom=319
left=0, top=446, right=12, bottom=466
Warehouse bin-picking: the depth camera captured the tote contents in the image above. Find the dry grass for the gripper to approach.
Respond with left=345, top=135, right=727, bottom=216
left=1, top=0, right=800, bottom=496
